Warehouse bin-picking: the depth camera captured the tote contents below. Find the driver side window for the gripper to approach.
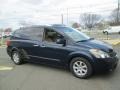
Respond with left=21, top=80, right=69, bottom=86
left=44, top=28, right=63, bottom=44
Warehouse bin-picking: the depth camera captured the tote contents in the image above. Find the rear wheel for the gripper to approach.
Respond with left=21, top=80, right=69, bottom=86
left=11, top=51, right=23, bottom=65
left=70, top=57, right=93, bottom=79
left=104, top=31, right=108, bottom=35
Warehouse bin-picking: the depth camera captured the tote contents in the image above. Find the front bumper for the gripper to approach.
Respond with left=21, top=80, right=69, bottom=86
left=93, top=56, right=119, bottom=72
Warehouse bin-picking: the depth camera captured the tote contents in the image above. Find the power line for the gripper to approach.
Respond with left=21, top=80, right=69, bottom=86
left=59, top=2, right=117, bottom=10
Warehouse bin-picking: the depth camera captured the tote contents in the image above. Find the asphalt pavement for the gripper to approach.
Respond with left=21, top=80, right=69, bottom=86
left=0, top=46, right=120, bottom=90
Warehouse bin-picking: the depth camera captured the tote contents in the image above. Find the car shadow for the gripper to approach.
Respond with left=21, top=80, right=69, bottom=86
left=91, top=65, right=120, bottom=80
left=26, top=61, right=69, bottom=73
left=23, top=61, right=120, bottom=80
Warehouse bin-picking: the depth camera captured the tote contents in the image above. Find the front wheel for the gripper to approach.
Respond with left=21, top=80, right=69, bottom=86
left=70, top=57, right=93, bottom=79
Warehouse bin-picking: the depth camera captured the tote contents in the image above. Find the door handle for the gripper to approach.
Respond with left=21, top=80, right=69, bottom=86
left=33, top=44, right=39, bottom=47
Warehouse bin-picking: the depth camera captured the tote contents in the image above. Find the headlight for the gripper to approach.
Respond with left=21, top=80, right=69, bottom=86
left=89, top=49, right=110, bottom=58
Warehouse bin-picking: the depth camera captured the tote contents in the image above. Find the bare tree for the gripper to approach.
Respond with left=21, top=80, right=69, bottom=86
left=72, top=22, right=80, bottom=28
left=110, top=8, right=120, bottom=26
left=80, top=13, right=101, bottom=30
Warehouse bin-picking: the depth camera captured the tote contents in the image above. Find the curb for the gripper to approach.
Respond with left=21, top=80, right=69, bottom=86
left=103, top=40, right=120, bottom=46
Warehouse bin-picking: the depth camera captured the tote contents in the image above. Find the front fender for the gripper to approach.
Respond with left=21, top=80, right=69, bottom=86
left=66, top=51, right=95, bottom=64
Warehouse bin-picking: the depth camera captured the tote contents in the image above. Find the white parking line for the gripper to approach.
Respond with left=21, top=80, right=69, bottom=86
left=0, top=66, right=13, bottom=71
left=0, top=46, right=6, bottom=48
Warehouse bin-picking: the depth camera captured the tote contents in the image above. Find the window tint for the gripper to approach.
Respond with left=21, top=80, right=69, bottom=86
left=54, top=27, right=90, bottom=42
left=14, top=27, right=43, bottom=41
left=44, top=28, right=63, bottom=43
left=13, top=29, right=23, bottom=38
left=23, top=27, right=43, bottom=41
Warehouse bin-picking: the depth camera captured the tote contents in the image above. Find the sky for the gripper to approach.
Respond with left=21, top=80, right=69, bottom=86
left=0, top=0, right=118, bottom=29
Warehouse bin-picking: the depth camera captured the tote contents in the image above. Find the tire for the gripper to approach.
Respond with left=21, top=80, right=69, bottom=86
left=70, top=57, right=93, bottom=79
left=104, top=31, right=108, bottom=35
left=11, top=50, right=24, bottom=65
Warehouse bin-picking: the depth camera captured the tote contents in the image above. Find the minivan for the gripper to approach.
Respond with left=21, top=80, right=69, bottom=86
left=103, top=26, right=120, bottom=34
left=7, top=24, right=119, bottom=79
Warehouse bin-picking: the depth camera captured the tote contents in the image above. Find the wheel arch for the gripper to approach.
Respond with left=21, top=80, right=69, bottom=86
left=10, top=47, right=19, bottom=56
left=11, top=47, right=29, bottom=59
left=67, top=52, right=95, bottom=71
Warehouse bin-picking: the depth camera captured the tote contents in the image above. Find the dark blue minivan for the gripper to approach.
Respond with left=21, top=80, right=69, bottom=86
left=7, top=24, right=119, bottom=79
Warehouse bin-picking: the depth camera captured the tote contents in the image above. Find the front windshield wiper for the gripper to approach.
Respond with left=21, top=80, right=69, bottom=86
left=89, top=38, right=94, bottom=40
left=76, top=38, right=94, bottom=43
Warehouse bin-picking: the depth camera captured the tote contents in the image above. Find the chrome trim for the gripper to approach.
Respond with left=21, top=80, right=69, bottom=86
left=28, top=55, right=60, bottom=61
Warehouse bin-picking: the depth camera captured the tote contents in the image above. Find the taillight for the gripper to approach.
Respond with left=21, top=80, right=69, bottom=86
left=6, top=40, right=11, bottom=46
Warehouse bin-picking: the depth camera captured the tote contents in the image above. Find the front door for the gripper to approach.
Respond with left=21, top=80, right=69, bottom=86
left=38, top=28, right=70, bottom=65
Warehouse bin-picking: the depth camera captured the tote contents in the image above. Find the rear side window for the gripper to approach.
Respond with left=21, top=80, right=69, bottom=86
left=13, top=29, right=23, bottom=38
left=14, top=27, right=44, bottom=41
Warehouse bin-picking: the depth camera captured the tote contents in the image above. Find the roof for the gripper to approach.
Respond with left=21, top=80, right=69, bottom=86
left=18, top=24, right=66, bottom=29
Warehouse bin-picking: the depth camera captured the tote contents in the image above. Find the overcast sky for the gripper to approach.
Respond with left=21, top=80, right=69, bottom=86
left=0, top=0, right=118, bottom=29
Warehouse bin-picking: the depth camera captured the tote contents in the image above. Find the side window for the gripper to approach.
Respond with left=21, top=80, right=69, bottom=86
left=13, top=27, right=43, bottom=41
left=13, top=29, right=23, bottom=38
left=44, top=28, right=63, bottom=44
left=23, top=27, right=43, bottom=41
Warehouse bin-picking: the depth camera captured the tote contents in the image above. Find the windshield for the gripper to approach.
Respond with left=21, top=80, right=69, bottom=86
left=54, top=27, right=90, bottom=42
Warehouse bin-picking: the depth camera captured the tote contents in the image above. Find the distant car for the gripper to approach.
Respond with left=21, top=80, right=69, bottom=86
left=4, top=32, right=10, bottom=37
left=103, top=27, right=120, bottom=34
left=2, top=31, right=12, bottom=38
left=7, top=25, right=119, bottom=79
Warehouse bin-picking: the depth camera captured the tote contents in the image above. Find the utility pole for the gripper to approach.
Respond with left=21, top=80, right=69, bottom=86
left=118, top=0, right=120, bottom=10
left=67, top=8, right=69, bottom=25
left=118, top=0, right=120, bottom=15
left=117, top=0, right=120, bottom=23
left=61, top=14, right=63, bottom=24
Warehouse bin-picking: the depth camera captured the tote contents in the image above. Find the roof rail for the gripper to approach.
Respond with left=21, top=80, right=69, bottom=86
left=51, top=24, right=66, bottom=27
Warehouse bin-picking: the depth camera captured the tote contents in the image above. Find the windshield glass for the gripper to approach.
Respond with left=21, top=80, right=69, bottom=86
left=54, top=27, right=90, bottom=42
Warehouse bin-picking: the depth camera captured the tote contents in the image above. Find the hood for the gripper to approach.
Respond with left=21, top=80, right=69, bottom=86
left=76, top=39, right=113, bottom=52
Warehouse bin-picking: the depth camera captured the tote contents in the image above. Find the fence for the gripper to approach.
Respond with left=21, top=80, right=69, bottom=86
left=80, top=30, right=120, bottom=40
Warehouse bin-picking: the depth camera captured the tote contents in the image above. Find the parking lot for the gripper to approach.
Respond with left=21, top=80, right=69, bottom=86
left=85, top=31, right=120, bottom=40
left=0, top=45, right=120, bottom=90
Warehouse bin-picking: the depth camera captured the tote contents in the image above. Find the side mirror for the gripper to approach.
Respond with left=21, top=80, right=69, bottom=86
left=56, top=38, right=66, bottom=46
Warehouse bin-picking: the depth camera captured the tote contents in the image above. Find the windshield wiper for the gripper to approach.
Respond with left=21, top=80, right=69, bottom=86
left=76, top=38, right=94, bottom=43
